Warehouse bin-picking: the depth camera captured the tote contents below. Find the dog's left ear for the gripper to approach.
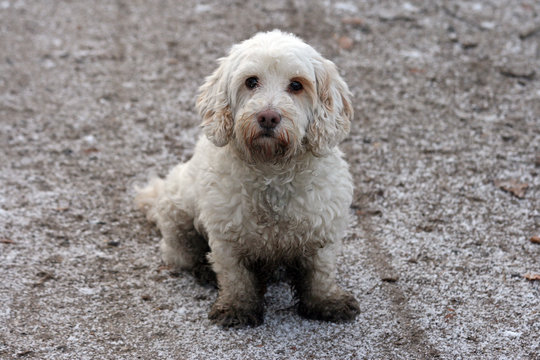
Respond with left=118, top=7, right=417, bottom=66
left=196, top=58, right=234, bottom=147
left=307, top=59, right=353, bottom=156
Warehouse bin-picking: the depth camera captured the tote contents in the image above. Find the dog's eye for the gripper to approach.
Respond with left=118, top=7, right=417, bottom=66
left=245, top=77, right=259, bottom=90
left=288, top=81, right=303, bottom=93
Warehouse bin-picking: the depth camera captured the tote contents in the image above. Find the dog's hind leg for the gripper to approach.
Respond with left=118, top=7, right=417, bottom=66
left=155, top=200, right=216, bottom=286
left=136, top=175, right=216, bottom=286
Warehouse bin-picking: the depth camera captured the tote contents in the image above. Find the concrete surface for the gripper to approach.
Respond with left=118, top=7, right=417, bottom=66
left=1, top=0, right=539, bottom=359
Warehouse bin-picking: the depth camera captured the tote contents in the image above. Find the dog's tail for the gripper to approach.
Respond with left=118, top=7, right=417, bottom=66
left=134, top=177, right=165, bottom=224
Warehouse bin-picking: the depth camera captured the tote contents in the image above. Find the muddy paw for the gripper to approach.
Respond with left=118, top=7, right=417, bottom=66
left=298, top=292, right=359, bottom=322
left=208, top=302, right=264, bottom=328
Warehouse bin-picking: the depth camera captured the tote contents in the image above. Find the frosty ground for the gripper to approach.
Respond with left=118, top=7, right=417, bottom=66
left=1, top=0, right=539, bottom=359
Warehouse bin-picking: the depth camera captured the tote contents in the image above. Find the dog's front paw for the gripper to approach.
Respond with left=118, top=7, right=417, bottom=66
left=209, top=301, right=264, bottom=328
left=298, top=291, right=359, bottom=322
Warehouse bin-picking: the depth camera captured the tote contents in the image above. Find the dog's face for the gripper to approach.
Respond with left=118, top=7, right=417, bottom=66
left=197, top=30, right=353, bottom=164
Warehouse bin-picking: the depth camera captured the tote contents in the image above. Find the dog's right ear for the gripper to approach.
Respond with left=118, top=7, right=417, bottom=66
left=196, top=58, right=233, bottom=147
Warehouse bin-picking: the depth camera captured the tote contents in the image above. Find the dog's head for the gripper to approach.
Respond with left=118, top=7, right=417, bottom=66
left=197, top=30, right=353, bottom=164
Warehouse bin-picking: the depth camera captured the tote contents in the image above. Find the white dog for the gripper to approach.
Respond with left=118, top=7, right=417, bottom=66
left=135, top=30, right=359, bottom=327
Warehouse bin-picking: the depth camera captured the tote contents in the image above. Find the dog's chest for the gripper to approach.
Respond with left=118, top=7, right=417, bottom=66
left=256, top=182, right=294, bottom=216
left=199, top=154, right=351, bottom=258
left=238, top=177, right=328, bottom=255
left=247, top=172, right=311, bottom=219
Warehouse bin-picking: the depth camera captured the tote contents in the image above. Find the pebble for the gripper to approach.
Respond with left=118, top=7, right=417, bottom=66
left=84, top=134, right=97, bottom=144
left=378, top=9, right=415, bottom=22
left=480, top=21, right=495, bottom=30
left=519, top=24, right=540, bottom=40
left=502, top=330, right=521, bottom=338
left=338, top=36, right=354, bottom=50
left=459, top=34, right=480, bottom=49
left=42, top=58, right=56, bottom=69
left=499, top=60, right=536, bottom=80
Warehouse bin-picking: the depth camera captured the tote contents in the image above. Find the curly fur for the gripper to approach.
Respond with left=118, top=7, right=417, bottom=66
left=135, top=30, right=359, bottom=327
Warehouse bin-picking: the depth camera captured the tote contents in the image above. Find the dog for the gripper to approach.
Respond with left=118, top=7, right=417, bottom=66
left=135, top=30, right=359, bottom=327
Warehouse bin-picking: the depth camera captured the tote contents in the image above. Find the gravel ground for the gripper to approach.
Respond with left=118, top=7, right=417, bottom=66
left=1, top=0, right=539, bottom=359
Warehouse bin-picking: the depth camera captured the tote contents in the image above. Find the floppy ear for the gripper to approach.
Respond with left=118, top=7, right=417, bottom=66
left=307, top=59, right=353, bottom=156
left=196, top=58, right=233, bottom=147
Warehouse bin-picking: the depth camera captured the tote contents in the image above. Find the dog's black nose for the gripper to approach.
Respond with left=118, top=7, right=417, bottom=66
left=257, top=110, right=281, bottom=129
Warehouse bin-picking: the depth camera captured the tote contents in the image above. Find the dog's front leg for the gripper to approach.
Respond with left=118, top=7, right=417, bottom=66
left=207, top=242, right=264, bottom=327
left=291, top=243, right=360, bottom=322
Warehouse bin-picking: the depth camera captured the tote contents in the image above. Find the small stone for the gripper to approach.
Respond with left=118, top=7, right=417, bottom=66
left=338, top=36, right=354, bottom=50
left=402, top=2, right=419, bottom=13
left=494, top=179, right=528, bottom=199
left=460, top=34, right=480, bottom=49
left=480, top=21, right=495, bottom=30
left=519, top=24, right=540, bottom=40
left=135, top=111, right=148, bottom=122
left=381, top=274, right=399, bottom=283
left=499, top=60, right=536, bottom=80
left=378, top=9, right=415, bottom=22
left=52, top=38, right=63, bottom=47
left=342, top=17, right=364, bottom=25
left=42, top=58, right=56, bottom=69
